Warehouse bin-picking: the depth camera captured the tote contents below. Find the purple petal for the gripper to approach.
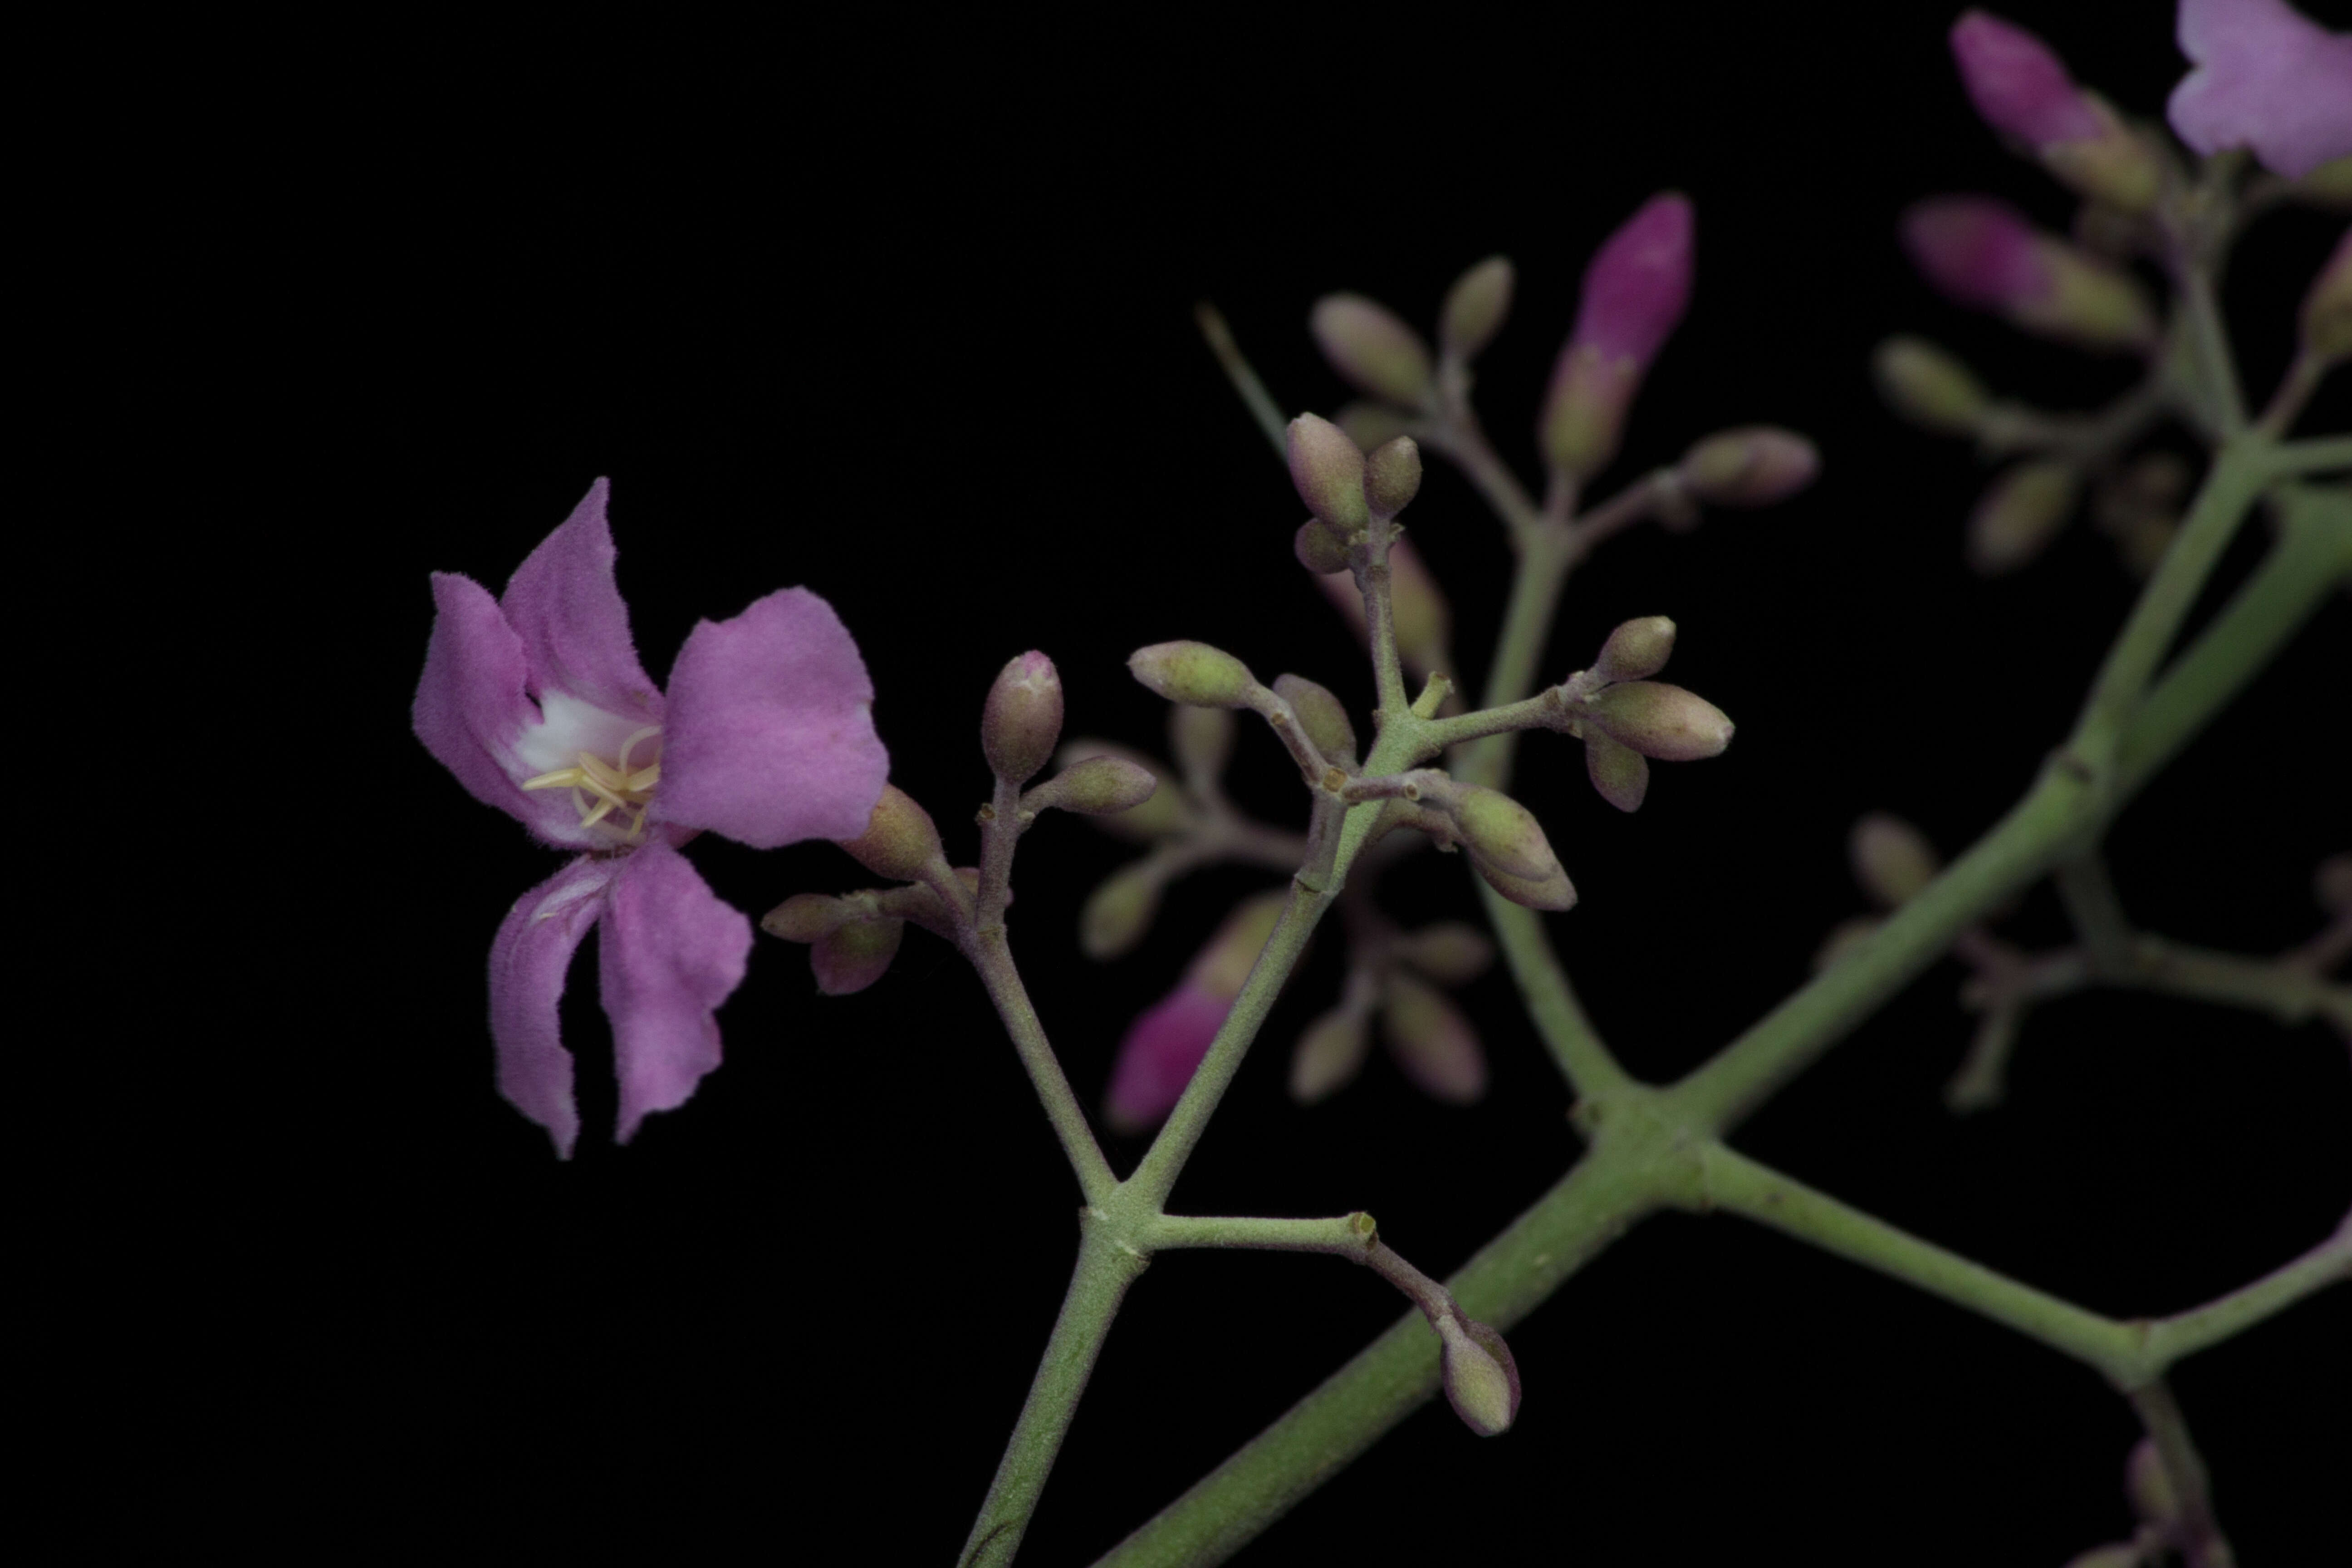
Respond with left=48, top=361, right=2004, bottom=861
left=598, top=838, right=752, bottom=1144
left=1950, top=11, right=2106, bottom=147
left=656, top=587, right=890, bottom=848
left=2170, top=0, right=2352, bottom=179
left=487, top=854, right=619, bottom=1159
left=1570, top=193, right=1693, bottom=368
left=1103, top=983, right=1230, bottom=1134
left=500, top=479, right=666, bottom=725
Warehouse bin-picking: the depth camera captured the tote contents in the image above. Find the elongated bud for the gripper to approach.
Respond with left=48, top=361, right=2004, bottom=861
left=1440, top=255, right=1514, bottom=363
left=1474, top=856, right=1578, bottom=912
left=1273, top=673, right=1357, bottom=764
left=1130, top=640, right=1259, bottom=708
left=1336, top=400, right=1421, bottom=453
left=1874, top=336, right=1994, bottom=435
left=1540, top=193, right=1694, bottom=477
left=1585, top=681, right=1734, bottom=760
left=1585, top=729, right=1650, bottom=812
left=1290, top=1004, right=1372, bottom=1102
left=1288, top=412, right=1372, bottom=532
left=1054, top=740, right=1188, bottom=840
left=1294, top=518, right=1352, bottom=574
left=811, top=916, right=904, bottom=995
left=761, top=892, right=856, bottom=943
left=1434, top=1310, right=1521, bottom=1436
left=1081, top=858, right=1167, bottom=958
left=1104, top=893, right=1289, bottom=1131
left=2125, top=1438, right=2180, bottom=1528
left=2302, top=226, right=2352, bottom=364
left=1902, top=197, right=2156, bottom=352
left=1452, top=785, right=1559, bottom=882
left=1851, top=813, right=1940, bottom=907
left=1364, top=436, right=1422, bottom=517
left=1170, top=702, right=1235, bottom=782
left=980, top=650, right=1063, bottom=784
left=1592, top=615, right=1677, bottom=683
left=1382, top=970, right=1486, bottom=1102
left=1310, top=293, right=1436, bottom=407
left=1677, top=427, right=1819, bottom=507
left=1031, top=755, right=1158, bottom=815
left=839, top=784, right=945, bottom=882
left=1392, top=922, right=1494, bottom=985
left=1968, top=459, right=2080, bottom=574
left=1950, top=12, right=2161, bottom=211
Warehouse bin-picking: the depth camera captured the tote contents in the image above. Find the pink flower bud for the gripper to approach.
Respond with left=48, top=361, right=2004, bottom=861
left=1381, top=971, right=1486, bottom=1102
left=1287, top=412, right=1372, bottom=532
left=1967, top=459, right=2081, bottom=575
left=2303, top=225, right=2352, bottom=363
left=1103, top=894, right=1288, bottom=1131
left=1439, top=255, right=1514, bottom=363
left=1951, top=11, right=2161, bottom=209
left=2168, top=0, right=2352, bottom=181
left=1585, top=681, right=1735, bottom=761
left=1434, top=1310, right=1520, bottom=1436
left=980, top=650, right=1063, bottom=785
left=1364, top=435, right=1423, bottom=518
left=1272, top=672, right=1357, bottom=764
left=1290, top=1004, right=1372, bottom=1102
left=1129, top=640, right=1259, bottom=708
left=838, top=784, right=946, bottom=882
left=1539, top=193, right=1694, bottom=478
left=810, top=917, right=904, bottom=995
left=1584, top=729, right=1650, bottom=812
left=1676, top=427, right=1820, bottom=507
left=1592, top=615, right=1677, bottom=683
left=1902, top=197, right=2156, bottom=351
left=1310, top=293, right=1436, bottom=407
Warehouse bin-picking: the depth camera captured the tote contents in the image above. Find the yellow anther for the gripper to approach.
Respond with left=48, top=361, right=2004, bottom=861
left=519, top=727, right=664, bottom=841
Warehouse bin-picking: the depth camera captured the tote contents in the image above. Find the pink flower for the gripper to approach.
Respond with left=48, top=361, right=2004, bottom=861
left=1103, top=893, right=1287, bottom=1133
left=415, top=480, right=889, bottom=1155
left=2167, top=0, right=2352, bottom=179
left=1539, top=193, right=1694, bottom=479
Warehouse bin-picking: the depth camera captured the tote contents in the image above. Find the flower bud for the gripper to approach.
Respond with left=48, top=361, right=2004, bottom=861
left=1474, top=856, right=1578, bottom=912
left=1968, top=459, right=2081, bottom=575
left=1336, top=400, right=1421, bottom=453
left=1676, top=426, right=1820, bottom=507
left=1584, top=729, right=1650, bottom=812
left=1585, top=682, right=1734, bottom=761
left=1452, top=785, right=1559, bottom=882
left=1290, top=1004, right=1372, bottom=1102
left=1434, top=1311, right=1520, bottom=1436
left=760, top=892, right=856, bottom=943
left=1950, top=11, right=2161, bottom=210
left=1033, top=755, right=1158, bottom=815
left=980, top=650, right=1063, bottom=785
left=1901, top=197, right=2156, bottom=351
left=1170, top=702, right=1236, bottom=782
left=1592, top=615, right=1677, bottom=683
left=1851, top=813, right=1940, bottom=908
left=1081, top=858, right=1166, bottom=959
left=1054, top=740, right=1189, bottom=840
left=2301, top=225, right=2352, bottom=364
left=1294, top=519, right=1352, bottom=574
left=811, top=916, right=904, bottom=995
left=2125, top=1437, right=2180, bottom=1528
left=1392, top=922, right=1494, bottom=985
left=838, top=784, right=945, bottom=882
left=1273, top=673, right=1357, bottom=764
left=1287, top=412, right=1372, bottom=532
left=1310, top=293, right=1436, bottom=407
left=1873, top=336, right=1994, bottom=435
left=1440, top=255, right=1514, bottom=363
left=1539, top=193, right=1694, bottom=478
left=1129, top=640, right=1259, bottom=708
left=1104, top=893, right=1289, bottom=1131
left=1364, top=436, right=1422, bottom=517
left=1381, top=970, right=1486, bottom=1102
left=1812, top=916, right=1882, bottom=972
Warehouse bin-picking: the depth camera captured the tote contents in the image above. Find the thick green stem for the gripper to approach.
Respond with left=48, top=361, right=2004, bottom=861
left=1146, top=1213, right=1376, bottom=1257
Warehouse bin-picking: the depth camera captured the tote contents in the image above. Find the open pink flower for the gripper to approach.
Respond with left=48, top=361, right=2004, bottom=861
left=2167, top=0, right=2352, bottom=179
left=415, top=479, right=889, bottom=1155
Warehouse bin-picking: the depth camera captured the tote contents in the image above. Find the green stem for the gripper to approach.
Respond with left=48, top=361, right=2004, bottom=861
left=2141, top=1223, right=2352, bottom=1368
left=1145, top=1212, right=1376, bottom=1256
left=1454, top=522, right=1575, bottom=791
left=2270, top=432, right=2352, bottom=475
left=1194, top=304, right=1289, bottom=456
left=2054, top=851, right=2132, bottom=970
left=965, top=932, right=1120, bottom=1205
left=2130, top=1380, right=2234, bottom=1568
left=2121, top=936, right=2352, bottom=1030
left=1476, top=881, right=1630, bottom=1096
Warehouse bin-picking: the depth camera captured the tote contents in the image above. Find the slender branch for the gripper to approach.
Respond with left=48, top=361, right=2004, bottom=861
left=2256, top=352, right=2328, bottom=439
left=1476, top=880, right=1631, bottom=1097
left=1145, top=1212, right=1378, bottom=1255
left=1194, top=303, right=1289, bottom=456
left=1415, top=687, right=1564, bottom=756
left=2140, top=1223, right=2352, bottom=1368
left=2269, top=432, right=2352, bottom=476
left=2054, top=851, right=2132, bottom=970
left=1453, top=522, right=1576, bottom=790
left=2172, top=255, right=2248, bottom=438
left=1357, top=541, right=1410, bottom=720
left=1568, top=468, right=1679, bottom=555
left=1423, top=410, right=1543, bottom=536
left=2129, top=1380, right=2234, bottom=1568
left=976, top=774, right=1021, bottom=927
left=964, top=932, right=1120, bottom=1205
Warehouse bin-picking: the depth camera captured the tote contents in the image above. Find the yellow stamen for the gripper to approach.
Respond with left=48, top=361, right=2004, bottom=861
left=519, top=727, right=664, bottom=841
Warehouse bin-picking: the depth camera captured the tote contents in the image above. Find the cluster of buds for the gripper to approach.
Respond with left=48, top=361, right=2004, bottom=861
left=1291, top=920, right=1494, bottom=1104
left=1876, top=7, right=2352, bottom=579
left=1547, top=617, right=1736, bottom=813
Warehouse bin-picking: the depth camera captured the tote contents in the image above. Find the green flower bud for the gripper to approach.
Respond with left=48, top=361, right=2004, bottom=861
left=1272, top=672, right=1357, bottom=764
left=1677, top=426, right=1820, bottom=507
left=1440, top=255, right=1514, bottom=363
left=1452, top=785, right=1558, bottom=882
left=1585, top=681, right=1734, bottom=761
left=980, top=650, right=1063, bottom=785
left=1873, top=336, right=1993, bottom=435
left=1031, top=755, right=1158, bottom=815
left=760, top=892, right=856, bottom=943
left=2038, top=98, right=2163, bottom=214
left=1289, top=1004, right=1372, bottom=1103
left=1056, top=740, right=1188, bottom=840
left=838, top=784, right=946, bottom=882
left=1434, top=1311, right=1520, bottom=1436
left=1968, top=459, right=2081, bottom=575
left=1364, top=435, right=1423, bottom=518
left=810, top=916, right=904, bottom=996
left=1287, top=412, right=1372, bottom=532
left=1294, top=518, right=1352, bottom=574
left=1584, top=728, right=1650, bottom=812
left=1129, top=640, right=1259, bottom=709
left=1538, top=344, right=1638, bottom=480
left=2038, top=243, right=2159, bottom=352
left=1473, top=855, right=1578, bottom=913
left=1080, top=858, right=1166, bottom=959
left=1309, top=292, right=1435, bottom=407
left=1381, top=970, right=1486, bottom=1102
left=1391, top=922, right=1493, bottom=985
left=1851, top=813, right=1939, bottom=908
left=1592, top=615, right=1677, bottom=683
left=1335, top=400, right=1421, bottom=453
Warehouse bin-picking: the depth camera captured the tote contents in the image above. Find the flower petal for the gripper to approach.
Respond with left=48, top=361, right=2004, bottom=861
left=499, top=478, right=666, bottom=724
left=2169, top=0, right=2352, bottom=179
left=657, top=587, right=890, bottom=848
left=598, top=838, right=752, bottom=1143
left=487, top=854, right=619, bottom=1159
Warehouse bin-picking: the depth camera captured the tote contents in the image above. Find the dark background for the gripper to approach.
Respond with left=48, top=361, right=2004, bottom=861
left=128, top=5, right=2349, bottom=1562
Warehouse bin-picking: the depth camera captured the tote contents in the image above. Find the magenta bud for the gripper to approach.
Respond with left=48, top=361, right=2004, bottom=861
left=1440, top=255, right=1514, bottom=363
left=1392, top=922, right=1494, bottom=985
left=1103, top=894, right=1289, bottom=1131
left=1677, top=427, right=1819, bottom=507
left=2303, top=226, right=2352, bottom=363
left=1873, top=336, right=1994, bottom=435
left=1309, top=292, right=1436, bottom=407
left=1851, top=813, right=1940, bottom=908
left=1129, top=640, right=1259, bottom=708
left=1592, top=615, right=1677, bottom=683
left=1288, top=412, right=1372, bottom=532
left=1290, top=1004, right=1372, bottom=1103
left=1539, top=193, right=1694, bottom=477
left=810, top=916, right=904, bottom=996
left=1294, top=518, right=1352, bottom=574
left=1381, top=970, right=1487, bottom=1102
left=839, top=784, right=946, bottom=882
left=1950, top=10, right=2160, bottom=210
left=1902, top=197, right=2157, bottom=352
left=1434, top=1310, right=1520, bottom=1436
left=980, top=650, right=1064, bottom=785
left=1585, top=681, right=1734, bottom=760
left=1272, top=672, right=1357, bottom=764
left=760, top=892, right=856, bottom=944
left=1584, top=729, right=1650, bottom=812
left=1034, top=755, right=1158, bottom=815
left=1968, top=459, right=2081, bottom=575
left=1364, top=436, right=1423, bottom=518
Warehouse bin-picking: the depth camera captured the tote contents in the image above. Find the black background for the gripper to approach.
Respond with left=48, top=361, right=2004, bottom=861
left=130, top=5, right=2350, bottom=1562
